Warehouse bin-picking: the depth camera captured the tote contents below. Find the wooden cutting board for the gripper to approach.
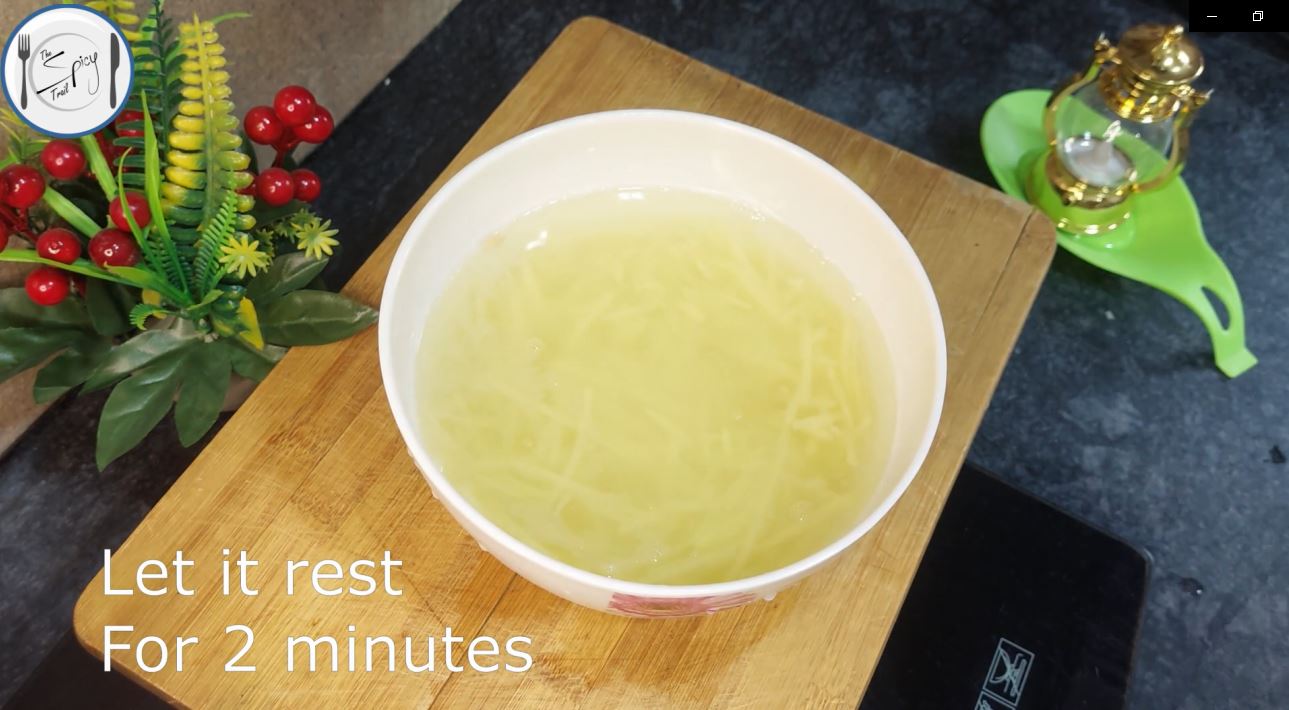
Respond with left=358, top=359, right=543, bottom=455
left=74, top=17, right=1054, bottom=708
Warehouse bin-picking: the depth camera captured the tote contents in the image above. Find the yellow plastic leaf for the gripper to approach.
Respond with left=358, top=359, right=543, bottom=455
left=142, top=289, right=162, bottom=306
left=219, top=152, right=252, bottom=172
left=167, top=150, right=204, bottom=170
left=172, top=116, right=205, bottom=133
left=236, top=298, right=265, bottom=350
left=164, top=166, right=205, bottom=189
left=169, top=132, right=205, bottom=152
left=160, top=183, right=202, bottom=208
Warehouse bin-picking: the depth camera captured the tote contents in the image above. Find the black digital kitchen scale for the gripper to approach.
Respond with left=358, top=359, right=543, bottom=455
left=8, top=464, right=1147, bottom=709
left=861, top=464, right=1148, bottom=710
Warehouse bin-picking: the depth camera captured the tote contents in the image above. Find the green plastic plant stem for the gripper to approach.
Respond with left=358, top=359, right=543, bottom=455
left=106, top=265, right=188, bottom=304
left=116, top=143, right=191, bottom=305
left=980, top=89, right=1257, bottom=378
left=79, top=135, right=118, bottom=201
left=139, top=95, right=173, bottom=244
left=0, top=250, right=147, bottom=288
left=138, top=95, right=194, bottom=304
left=209, top=11, right=251, bottom=25
left=42, top=187, right=101, bottom=237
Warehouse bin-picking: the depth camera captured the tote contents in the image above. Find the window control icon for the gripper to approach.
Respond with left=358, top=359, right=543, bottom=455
left=1253, top=10, right=1264, bottom=21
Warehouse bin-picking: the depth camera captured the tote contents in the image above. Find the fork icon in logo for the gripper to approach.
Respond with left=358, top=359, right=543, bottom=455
left=16, top=33, right=30, bottom=109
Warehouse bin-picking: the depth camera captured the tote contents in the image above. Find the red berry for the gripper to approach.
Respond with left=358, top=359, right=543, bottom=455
left=72, top=275, right=87, bottom=298
left=273, top=85, right=316, bottom=127
left=109, top=191, right=152, bottom=231
left=255, top=167, right=295, bottom=207
left=295, top=106, right=334, bottom=144
left=36, top=228, right=82, bottom=264
left=115, top=109, right=145, bottom=137
left=271, top=126, right=299, bottom=154
left=1, top=165, right=45, bottom=208
left=244, top=105, right=285, bottom=145
left=25, top=266, right=70, bottom=306
left=290, top=169, right=321, bottom=202
left=41, top=140, right=87, bottom=181
left=89, top=228, right=140, bottom=267
left=0, top=221, right=10, bottom=251
left=272, top=126, right=296, bottom=149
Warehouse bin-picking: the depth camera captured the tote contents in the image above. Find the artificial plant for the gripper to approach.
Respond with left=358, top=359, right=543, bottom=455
left=0, top=1, right=376, bottom=469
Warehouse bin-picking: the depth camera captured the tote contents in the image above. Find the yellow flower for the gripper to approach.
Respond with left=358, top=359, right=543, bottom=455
left=218, top=234, right=271, bottom=280
left=295, top=216, right=340, bottom=260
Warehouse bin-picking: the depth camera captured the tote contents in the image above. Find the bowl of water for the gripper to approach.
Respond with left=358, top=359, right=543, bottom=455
left=379, top=110, right=945, bottom=617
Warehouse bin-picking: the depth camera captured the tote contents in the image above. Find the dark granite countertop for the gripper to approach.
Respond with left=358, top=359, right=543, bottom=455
left=2, top=0, right=1286, bottom=708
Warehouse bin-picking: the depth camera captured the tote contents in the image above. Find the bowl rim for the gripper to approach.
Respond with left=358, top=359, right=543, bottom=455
left=378, top=108, right=947, bottom=598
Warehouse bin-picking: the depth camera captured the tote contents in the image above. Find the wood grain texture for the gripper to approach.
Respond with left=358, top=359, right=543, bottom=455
left=73, top=18, right=1054, bottom=708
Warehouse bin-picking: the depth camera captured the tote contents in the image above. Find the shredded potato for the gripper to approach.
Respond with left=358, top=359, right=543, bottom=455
left=418, top=188, right=893, bottom=584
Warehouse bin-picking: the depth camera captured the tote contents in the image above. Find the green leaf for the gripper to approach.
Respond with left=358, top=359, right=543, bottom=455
left=0, top=288, right=90, bottom=329
left=85, top=279, right=140, bottom=336
left=96, top=352, right=187, bottom=470
left=128, top=302, right=170, bottom=329
left=192, top=191, right=239, bottom=295
left=33, top=336, right=111, bottom=402
left=246, top=253, right=328, bottom=304
left=0, top=328, right=84, bottom=381
left=221, top=340, right=285, bottom=382
left=0, top=109, right=48, bottom=161
left=178, top=288, right=222, bottom=319
left=209, top=11, right=252, bottom=25
left=0, top=251, right=151, bottom=290
left=106, top=266, right=187, bottom=305
left=42, top=186, right=102, bottom=238
left=141, top=94, right=190, bottom=302
left=160, top=19, right=253, bottom=276
left=174, top=345, right=230, bottom=446
left=83, top=327, right=200, bottom=392
left=79, top=134, right=117, bottom=201
left=249, top=200, right=308, bottom=229
left=258, top=290, right=377, bottom=346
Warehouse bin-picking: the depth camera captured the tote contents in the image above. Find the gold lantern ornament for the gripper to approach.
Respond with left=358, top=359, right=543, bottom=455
left=1027, top=24, right=1212, bottom=236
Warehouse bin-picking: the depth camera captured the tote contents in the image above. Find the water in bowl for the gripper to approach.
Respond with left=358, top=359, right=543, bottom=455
left=417, top=187, right=894, bottom=585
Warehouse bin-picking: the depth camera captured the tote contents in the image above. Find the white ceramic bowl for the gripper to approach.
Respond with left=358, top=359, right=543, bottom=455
left=379, top=110, right=945, bottom=617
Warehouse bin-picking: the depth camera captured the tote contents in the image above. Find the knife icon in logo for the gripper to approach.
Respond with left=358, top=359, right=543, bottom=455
left=109, top=32, right=119, bottom=109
